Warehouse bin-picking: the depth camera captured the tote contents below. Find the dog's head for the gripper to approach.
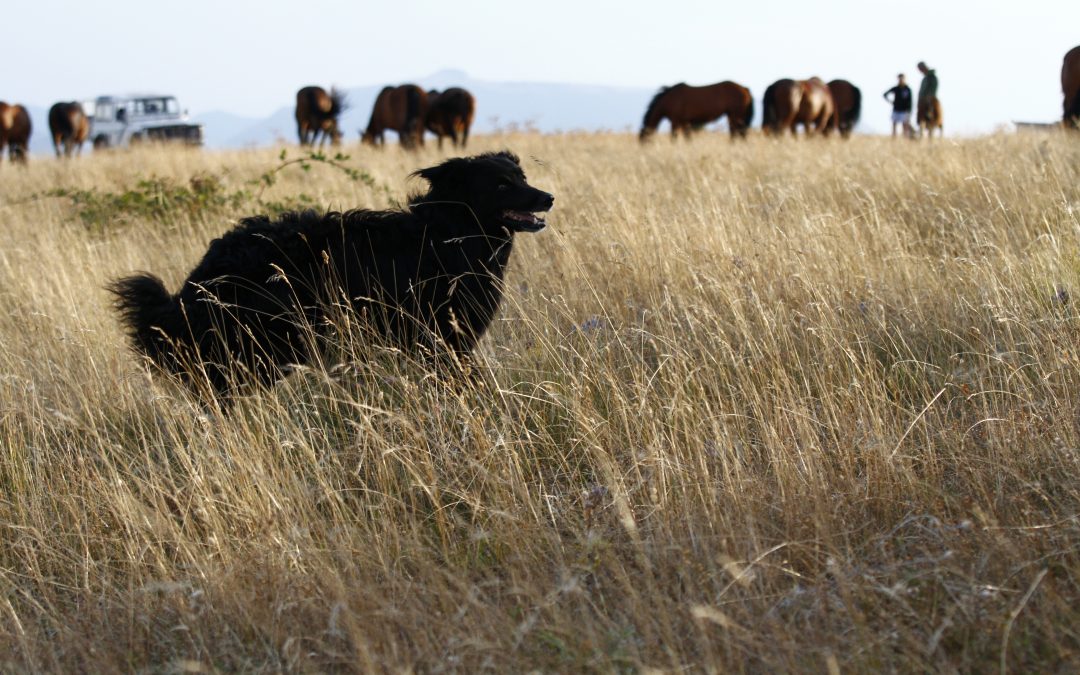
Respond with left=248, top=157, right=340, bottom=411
left=412, top=151, right=554, bottom=233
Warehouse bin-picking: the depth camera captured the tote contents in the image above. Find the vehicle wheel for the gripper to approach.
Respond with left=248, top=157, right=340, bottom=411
left=93, top=136, right=109, bottom=150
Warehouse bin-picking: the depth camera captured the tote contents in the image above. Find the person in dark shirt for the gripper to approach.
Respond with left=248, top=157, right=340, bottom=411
left=883, top=73, right=913, bottom=138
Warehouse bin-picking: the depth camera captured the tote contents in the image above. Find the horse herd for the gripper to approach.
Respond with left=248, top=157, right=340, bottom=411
left=2, top=46, right=1079, bottom=163
left=295, top=84, right=476, bottom=150
left=641, top=77, right=934, bottom=141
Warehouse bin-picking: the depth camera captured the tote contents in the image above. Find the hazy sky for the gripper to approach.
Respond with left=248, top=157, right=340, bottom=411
left=6, top=0, right=1078, bottom=133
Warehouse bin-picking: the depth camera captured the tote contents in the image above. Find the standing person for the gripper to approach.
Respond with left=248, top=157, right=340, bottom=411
left=917, top=61, right=942, bottom=138
left=883, top=73, right=913, bottom=138
left=917, top=61, right=938, bottom=104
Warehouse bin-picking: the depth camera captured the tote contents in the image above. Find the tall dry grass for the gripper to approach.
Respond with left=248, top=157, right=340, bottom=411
left=1, top=131, right=1079, bottom=672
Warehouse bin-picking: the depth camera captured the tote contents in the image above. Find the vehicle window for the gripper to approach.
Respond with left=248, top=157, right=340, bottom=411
left=133, top=100, right=145, bottom=115
left=96, top=103, right=114, bottom=121
left=165, top=98, right=179, bottom=115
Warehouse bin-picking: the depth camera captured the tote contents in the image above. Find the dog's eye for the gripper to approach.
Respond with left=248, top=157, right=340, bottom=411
left=497, top=183, right=510, bottom=191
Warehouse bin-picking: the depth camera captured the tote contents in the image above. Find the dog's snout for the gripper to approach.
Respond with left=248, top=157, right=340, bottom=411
left=539, top=191, right=555, bottom=210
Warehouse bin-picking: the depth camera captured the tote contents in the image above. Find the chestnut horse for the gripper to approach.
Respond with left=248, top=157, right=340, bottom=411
left=0, top=103, right=32, bottom=163
left=1063, top=45, right=1080, bottom=129
left=425, top=88, right=475, bottom=148
left=48, top=102, right=90, bottom=158
left=917, top=97, right=943, bottom=139
left=362, top=85, right=428, bottom=149
left=639, top=81, right=754, bottom=141
left=827, top=79, right=861, bottom=138
left=295, top=86, right=346, bottom=147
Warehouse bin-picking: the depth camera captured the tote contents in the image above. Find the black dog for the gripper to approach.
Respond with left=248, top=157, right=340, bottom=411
left=110, top=151, right=554, bottom=400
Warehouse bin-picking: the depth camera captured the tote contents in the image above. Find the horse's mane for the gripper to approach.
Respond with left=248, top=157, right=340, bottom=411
left=642, top=83, right=685, bottom=127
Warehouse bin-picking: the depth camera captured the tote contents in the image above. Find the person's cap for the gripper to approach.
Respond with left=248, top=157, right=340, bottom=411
left=897, top=73, right=905, bottom=78
left=917, top=61, right=927, bottom=68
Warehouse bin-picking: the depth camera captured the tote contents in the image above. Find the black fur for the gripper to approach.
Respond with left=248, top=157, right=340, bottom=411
left=110, top=151, right=554, bottom=401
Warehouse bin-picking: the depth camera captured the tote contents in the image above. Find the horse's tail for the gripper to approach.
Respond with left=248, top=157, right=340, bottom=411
left=329, top=87, right=348, bottom=116
left=849, top=86, right=862, bottom=125
left=744, top=94, right=755, bottom=130
left=108, top=274, right=185, bottom=373
left=761, top=83, right=777, bottom=129
left=1067, top=91, right=1080, bottom=128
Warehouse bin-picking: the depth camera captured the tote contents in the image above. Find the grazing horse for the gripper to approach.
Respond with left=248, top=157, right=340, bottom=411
left=639, top=81, right=754, bottom=141
left=48, top=102, right=90, bottom=158
left=425, top=88, right=476, bottom=149
left=295, top=86, right=346, bottom=147
left=761, top=79, right=802, bottom=135
left=1063, top=46, right=1080, bottom=129
left=362, top=85, right=428, bottom=149
left=796, top=78, right=835, bottom=136
left=1, top=104, right=32, bottom=163
left=763, top=78, right=834, bottom=136
left=917, top=97, right=943, bottom=139
left=827, top=79, right=862, bottom=138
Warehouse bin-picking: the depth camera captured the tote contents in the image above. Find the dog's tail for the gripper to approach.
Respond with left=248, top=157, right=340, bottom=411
left=109, top=274, right=185, bottom=370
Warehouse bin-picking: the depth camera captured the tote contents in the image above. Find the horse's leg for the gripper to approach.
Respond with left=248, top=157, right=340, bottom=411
left=53, top=134, right=62, bottom=158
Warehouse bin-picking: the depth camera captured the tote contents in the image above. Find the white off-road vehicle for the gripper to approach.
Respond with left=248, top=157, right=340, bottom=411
left=89, top=94, right=203, bottom=149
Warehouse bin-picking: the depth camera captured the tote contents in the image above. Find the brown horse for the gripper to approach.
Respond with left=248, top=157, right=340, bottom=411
left=425, top=88, right=476, bottom=149
left=1063, top=46, right=1080, bottom=129
left=48, top=102, right=90, bottom=158
left=827, top=79, right=861, bottom=138
left=762, top=78, right=834, bottom=136
left=362, top=85, right=428, bottom=149
left=1, top=103, right=32, bottom=163
left=639, top=81, right=754, bottom=141
left=761, top=79, right=802, bottom=135
left=917, top=97, right=943, bottom=139
left=295, top=86, right=346, bottom=147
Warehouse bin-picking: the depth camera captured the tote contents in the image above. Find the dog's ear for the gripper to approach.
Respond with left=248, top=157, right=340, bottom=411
left=412, top=163, right=447, bottom=186
left=494, top=150, right=520, bottom=166
left=412, top=158, right=469, bottom=196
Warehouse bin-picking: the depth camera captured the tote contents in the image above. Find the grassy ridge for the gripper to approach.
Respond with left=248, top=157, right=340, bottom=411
left=1, top=133, right=1080, bottom=671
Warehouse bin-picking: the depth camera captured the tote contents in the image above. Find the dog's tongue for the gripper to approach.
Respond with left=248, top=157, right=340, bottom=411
left=503, top=210, right=544, bottom=226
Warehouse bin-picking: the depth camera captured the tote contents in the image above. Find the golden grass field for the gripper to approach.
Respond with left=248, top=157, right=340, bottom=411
left=1, top=131, right=1080, bottom=672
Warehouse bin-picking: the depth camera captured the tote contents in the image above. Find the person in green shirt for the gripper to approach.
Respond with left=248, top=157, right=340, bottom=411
left=917, top=62, right=938, bottom=102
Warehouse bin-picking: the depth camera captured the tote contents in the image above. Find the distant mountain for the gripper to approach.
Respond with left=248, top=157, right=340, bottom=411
left=191, top=110, right=264, bottom=148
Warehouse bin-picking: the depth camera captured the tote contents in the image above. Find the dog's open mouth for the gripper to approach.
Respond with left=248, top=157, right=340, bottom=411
left=501, top=210, right=547, bottom=232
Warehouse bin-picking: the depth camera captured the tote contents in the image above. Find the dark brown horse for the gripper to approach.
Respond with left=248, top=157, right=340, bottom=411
left=1063, top=46, right=1080, bottom=129
left=362, top=85, right=428, bottom=149
left=763, top=78, right=834, bottom=136
left=827, top=79, right=861, bottom=138
left=48, top=102, right=89, bottom=158
left=1, top=103, right=32, bottom=163
left=425, top=88, right=476, bottom=149
left=639, top=81, right=754, bottom=141
left=295, top=86, right=346, bottom=147
left=917, top=97, right=943, bottom=139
